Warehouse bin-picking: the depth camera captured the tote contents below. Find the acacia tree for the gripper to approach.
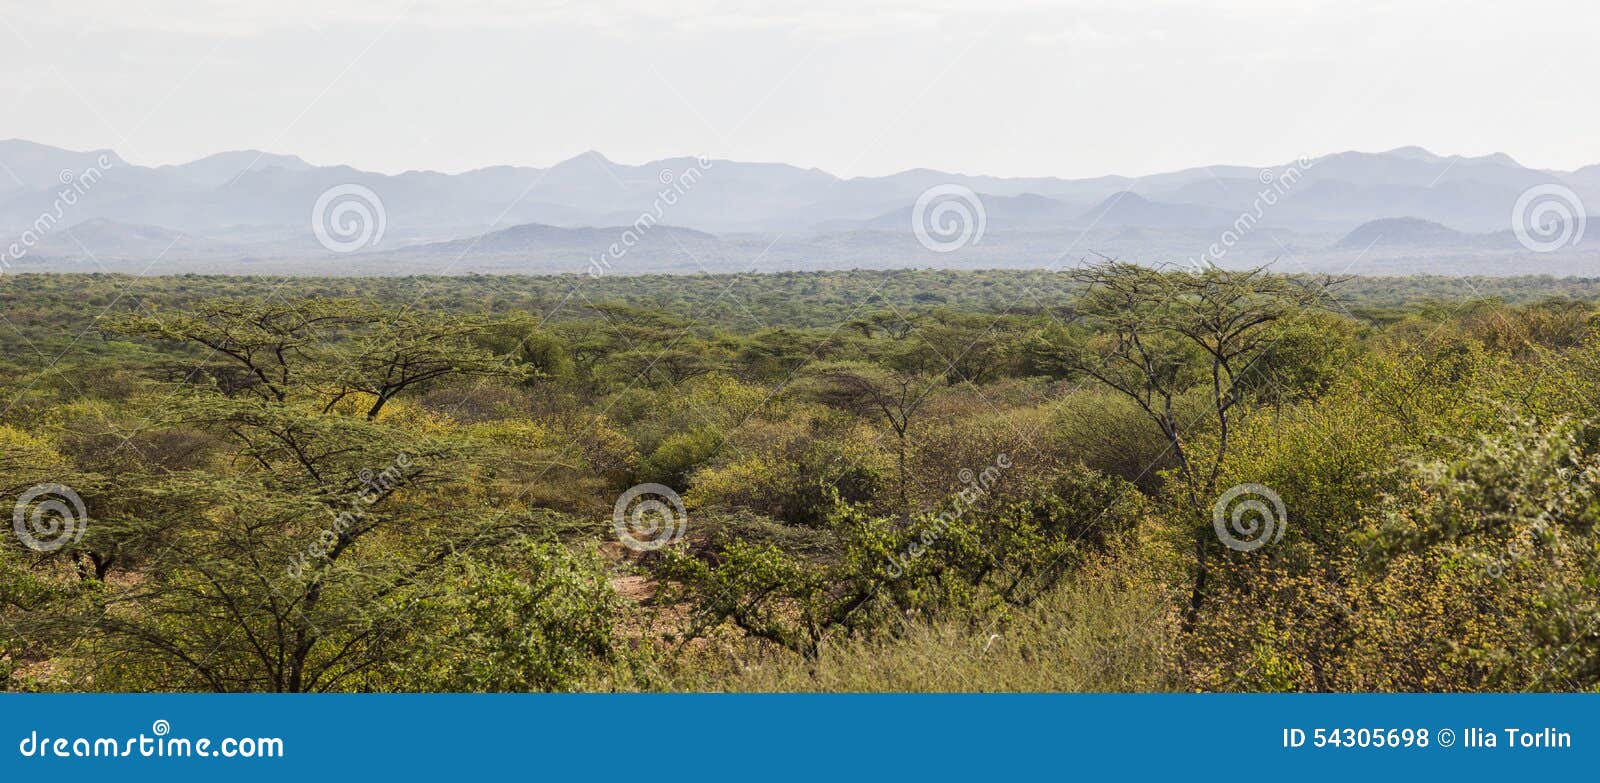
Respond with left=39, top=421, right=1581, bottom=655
left=111, top=300, right=518, bottom=421
left=1055, top=262, right=1334, bottom=624
left=807, top=361, right=943, bottom=513
left=107, top=298, right=367, bottom=404
left=900, top=311, right=1016, bottom=385
left=33, top=298, right=612, bottom=691
left=848, top=311, right=919, bottom=341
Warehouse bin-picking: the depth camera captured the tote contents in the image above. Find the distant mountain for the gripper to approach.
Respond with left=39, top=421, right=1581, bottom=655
left=0, top=139, right=127, bottom=193
left=4, top=139, right=1600, bottom=276
left=158, top=150, right=314, bottom=187
left=378, top=221, right=730, bottom=275
left=1336, top=217, right=1474, bottom=248
left=847, top=192, right=1085, bottom=233
left=24, top=218, right=246, bottom=260
left=1079, top=191, right=1238, bottom=229
left=399, top=221, right=719, bottom=254
left=1296, top=149, right=1543, bottom=191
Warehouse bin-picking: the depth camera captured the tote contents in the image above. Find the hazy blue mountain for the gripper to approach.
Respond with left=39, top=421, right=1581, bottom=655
left=30, top=217, right=244, bottom=260
left=1336, top=217, right=1475, bottom=248
left=846, top=192, right=1086, bottom=233
left=158, top=150, right=314, bottom=187
left=1078, top=191, right=1238, bottom=229
left=4, top=139, right=1600, bottom=276
left=0, top=139, right=128, bottom=193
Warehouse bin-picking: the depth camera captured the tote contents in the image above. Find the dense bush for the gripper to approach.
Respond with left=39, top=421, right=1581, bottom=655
left=3, top=267, right=1600, bottom=692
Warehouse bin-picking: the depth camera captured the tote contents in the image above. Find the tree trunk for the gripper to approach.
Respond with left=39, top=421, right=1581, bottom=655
left=1183, top=530, right=1209, bottom=632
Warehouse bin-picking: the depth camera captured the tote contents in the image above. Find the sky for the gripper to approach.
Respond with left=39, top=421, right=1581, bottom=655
left=2, top=0, right=1597, bottom=178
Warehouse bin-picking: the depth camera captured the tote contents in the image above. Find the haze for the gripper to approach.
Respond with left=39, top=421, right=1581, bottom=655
left=4, top=0, right=1598, bottom=178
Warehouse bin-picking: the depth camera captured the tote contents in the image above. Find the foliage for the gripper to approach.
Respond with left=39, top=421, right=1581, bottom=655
left=4, top=266, right=1600, bottom=692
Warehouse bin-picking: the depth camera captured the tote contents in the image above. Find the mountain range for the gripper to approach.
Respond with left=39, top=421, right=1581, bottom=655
left=2, top=139, right=1596, bottom=277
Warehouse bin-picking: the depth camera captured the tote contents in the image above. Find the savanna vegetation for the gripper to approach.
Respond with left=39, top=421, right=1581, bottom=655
left=3, top=266, right=1600, bottom=692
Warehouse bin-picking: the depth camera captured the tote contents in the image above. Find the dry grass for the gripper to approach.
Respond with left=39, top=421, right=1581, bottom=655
left=674, top=558, right=1182, bottom=693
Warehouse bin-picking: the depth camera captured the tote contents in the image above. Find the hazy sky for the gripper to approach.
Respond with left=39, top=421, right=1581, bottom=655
left=3, top=0, right=1597, bottom=178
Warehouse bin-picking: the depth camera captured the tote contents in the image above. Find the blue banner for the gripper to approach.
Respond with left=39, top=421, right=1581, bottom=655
left=1, top=694, right=1592, bottom=781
